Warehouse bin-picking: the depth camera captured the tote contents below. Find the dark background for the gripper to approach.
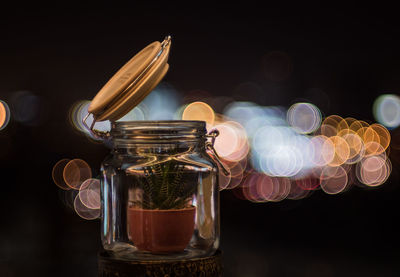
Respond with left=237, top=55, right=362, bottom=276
left=1, top=3, right=400, bottom=276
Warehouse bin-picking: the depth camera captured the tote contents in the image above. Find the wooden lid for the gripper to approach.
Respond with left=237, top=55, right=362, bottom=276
left=88, top=36, right=171, bottom=121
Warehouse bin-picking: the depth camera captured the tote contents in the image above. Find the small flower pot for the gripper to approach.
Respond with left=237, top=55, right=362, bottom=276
left=127, top=206, right=196, bottom=253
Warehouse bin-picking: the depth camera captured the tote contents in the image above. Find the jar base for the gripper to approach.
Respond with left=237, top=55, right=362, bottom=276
left=99, top=249, right=223, bottom=277
left=104, top=242, right=217, bottom=261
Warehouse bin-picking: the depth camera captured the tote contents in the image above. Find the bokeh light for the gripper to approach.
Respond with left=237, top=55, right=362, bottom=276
left=53, top=158, right=99, bottom=220
left=224, top=160, right=245, bottom=190
left=363, top=126, right=381, bottom=148
left=117, top=103, right=147, bottom=121
left=213, top=123, right=240, bottom=158
left=341, top=132, right=364, bottom=164
left=287, top=180, right=311, bottom=200
left=74, top=194, right=100, bottom=220
left=63, top=159, right=92, bottom=190
left=310, top=136, right=334, bottom=167
left=0, top=100, right=11, bottom=131
left=322, top=115, right=344, bottom=128
left=287, top=102, right=321, bottom=134
left=219, top=121, right=248, bottom=162
left=356, top=155, right=391, bottom=187
left=255, top=174, right=275, bottom=202
left=242, top=173, right=272, bottom=203
left=182, top=101, right=215, bottom=125
left=318, top=123, right=337, bottom=137
left=320, top=166, right=348, bottom=194
left=319, top=115, right=342, bottom=136
left=349, top=120, right=369, bottom=134
left=337, top=117, right=356, bottom=135
left=52, top=159, right=71, bottom=190
left=269, top=177, right=291, bottom=202
left=218, top=168, right=232, bottom=191
left=62, top=82, right=394, bottom=209
left=370, top=123, right=391, bottom=151
left=296, top=176, right=320, bottom=191
left=140, top=83, right=181, bottom=120
left=219, top=98, right=392, bottom=202
left=79, top=178, right=101, bottom=209
left=364, top=141, right=385, bottom=157
left=373, top=94, right=400, bottom=129
left=328, top=136, right=350, bottom=167
left=225, top=173, right=244, bottom=190
left=212, top=97, right=391, bottom=201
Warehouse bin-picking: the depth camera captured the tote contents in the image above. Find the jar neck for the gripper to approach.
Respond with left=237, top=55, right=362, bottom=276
left=110, top=120, right=207, bottom=155
left=113, top=141, right=206, bottom=156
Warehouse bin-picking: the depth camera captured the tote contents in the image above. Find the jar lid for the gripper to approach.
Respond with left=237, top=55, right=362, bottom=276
left=87, top=36, right=171, bottom=122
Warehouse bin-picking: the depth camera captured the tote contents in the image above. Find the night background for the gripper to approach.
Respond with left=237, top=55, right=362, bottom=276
left=1, top=4, right=400, bottom=276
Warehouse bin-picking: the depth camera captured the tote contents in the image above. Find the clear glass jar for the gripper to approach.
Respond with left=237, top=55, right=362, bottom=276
left=101, top=120, right=220, bottom=260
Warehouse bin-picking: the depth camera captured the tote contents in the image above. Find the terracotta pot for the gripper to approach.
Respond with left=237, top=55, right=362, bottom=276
left=127, top=206, right=196, bottom=253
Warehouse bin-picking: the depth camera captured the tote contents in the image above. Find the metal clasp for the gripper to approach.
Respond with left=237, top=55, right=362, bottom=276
left=82, top=113, right=111, bottom=139
left=206, top=129, right=230, bottom=176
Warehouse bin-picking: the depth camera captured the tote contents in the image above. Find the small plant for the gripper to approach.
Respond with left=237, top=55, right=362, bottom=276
left=130, top=160, right=196, bottom=210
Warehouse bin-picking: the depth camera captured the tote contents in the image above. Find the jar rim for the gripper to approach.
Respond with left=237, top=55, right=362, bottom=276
left=110, top=120, right=207, bottom=142
left=113, top=120, right=206, bottom=128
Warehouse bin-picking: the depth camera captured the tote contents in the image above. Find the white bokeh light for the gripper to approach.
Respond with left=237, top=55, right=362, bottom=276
left=373, top=94, right=400, bottom=129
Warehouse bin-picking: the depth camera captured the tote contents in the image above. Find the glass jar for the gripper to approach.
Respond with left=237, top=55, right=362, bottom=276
left=100, top=120, right=220, bottom=260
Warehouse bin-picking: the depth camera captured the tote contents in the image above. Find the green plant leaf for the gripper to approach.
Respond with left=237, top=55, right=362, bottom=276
left=133, top=160, right=196, bottom=210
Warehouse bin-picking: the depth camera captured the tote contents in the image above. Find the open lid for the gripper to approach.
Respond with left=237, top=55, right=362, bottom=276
left=84, top=36, right=171, bottom=130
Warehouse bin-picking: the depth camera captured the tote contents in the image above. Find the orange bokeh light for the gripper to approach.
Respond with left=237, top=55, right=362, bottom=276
left=0, top=100, right=10, bottom=130
left=52, top=159, right=72, bottom=190
left=364, top=141, right=385, bottom=156
left=182, top=101, right=215, bottom=125
left=370, top=123, right=391, bottom=151
left=328, top=136, right=350, bottom=166
left=336, top=117, right=355, bottom=135
left=321, top=115, right=344, bottom=133
left=63, top=159, right=92, bottom=190
left=319, top=124, right=337, bottom=137
left=0, top=102, right=6, bottom=128
left=339, top=131, right=364, bottom=163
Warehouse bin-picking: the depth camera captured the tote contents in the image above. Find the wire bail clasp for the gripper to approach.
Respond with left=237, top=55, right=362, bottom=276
left=206, top=129, right=230, bottom=176
left=82, top=113, right=110, bottom=139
